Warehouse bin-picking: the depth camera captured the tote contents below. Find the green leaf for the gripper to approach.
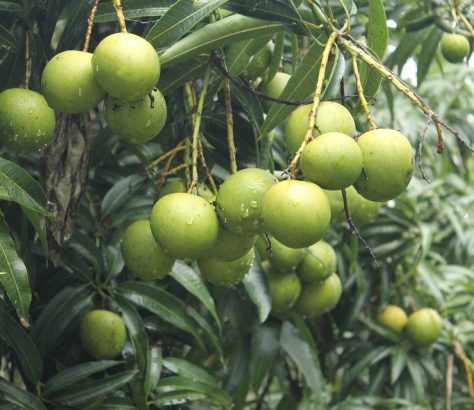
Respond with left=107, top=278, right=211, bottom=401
left=242, top=261, right=271, bottom=323
left=416, top=26, right=443, bottom=86
left=249, top=322, right=280, bottom=392
left=153, top=390, right=207, bottom=407
left=0, top=379, right=47, bottom=410
left=357, top=0, right=388, bottom=109
left=115, top=281, right=205, bottom=348
left=169, top=261, right=219, bottom=328
left=51, top=370, right=138, bottom=406
left=0, top=157, right=49, bottom=215
left=359, top=316, right=401, bottom=344
left=1, top=312, right=42, bottom=384
left=280, top=321, right=324, bottom=394
left=44, top=361, right=122, bottom=395
left=0, top=218, right=31, bottom=326
left=390, top=346, right=407, bottom=384
left=0, top=2, right=23, bottom=12
left=163, top=357, right=217, bottom=386
left=225, top=35, right=274, bottom=76
left=144, top=346, right=162, bottom=396
left=56, top=0, right=96, bottom=51
left=0, top=25, right=18, bottom=51
left=31, top=286, right=94, bottom=355
left=114, top=297, right=148, bottom=373
left=160, top=15, right=286, bottom=69
left=95, top=0, right=175, bottom=23
left=158, top=55, right=209, bottom=95
left=20, top=206, right=48, bottom=253
left=157, top=376, right=231, bottom=406
left=147, top=0, right=228, bottom=49
left=100, top=175, right=146, bottom=221
left=261, top=37, right=335, bottom=136
left=266, top=31, right=284, bottom=82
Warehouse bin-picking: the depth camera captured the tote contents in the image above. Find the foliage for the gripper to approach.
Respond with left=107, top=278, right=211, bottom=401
left=0, top=0, right=473, bottom=409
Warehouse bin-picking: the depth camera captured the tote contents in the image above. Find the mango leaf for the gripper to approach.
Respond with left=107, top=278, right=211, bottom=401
left=56, top=0, right=96, bottom=51
left=44, top=361, right=122, bottom=395
left=0, top=25, right=18, bottom=51
left=0, top=2, right=23, bottom=12
left=163, top=357, right=218, bottom=386
left=159, top=55, right=209, bottom=95
left=0, top=380, right=47, bottom=410
left=20, top=206, right=48, bottom=253
left=51, top=370, right=138, bottom=406
left=95, top=0, right=175, bottom=23
left=357, top=0, right=388, bottom=110
left=261, top=37, right=335, bottom=136
left=157, top=376, right=231, bottom=406
left=242, top=261, right=271, bottom=323
left=147, top=0, right=228, bottom=49
left=0, top=157, right=49, bottom=215
left=390, top=346, right=408, bottom=384
left=416, top=26, right=443, bottom=86
left=0, top=218, right=31, bottom=326
left=169, top=261, right=219, bottom=328
left=160, top=15, right=286, bottom=69
left=31, top=286, right=94, bottom=355
left=280, top=321, right=324, bottom=394
left=225, top=35, right=274, bottom=76
left=266, top=31, right=284, bottom=82
left=100, top=175, right=146, bottom=221
left=143, top=346, right=162, bottom=396
left=115, top=281, right=205, bottom=349
left=1, top=312, right=42, bottom=384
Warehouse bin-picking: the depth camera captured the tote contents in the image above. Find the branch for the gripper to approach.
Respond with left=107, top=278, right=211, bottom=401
left=352, top=55, right=376, bottom=129
left=82, top=0, right=100, bottom=52
left=113, top=0, right=127, bottom=33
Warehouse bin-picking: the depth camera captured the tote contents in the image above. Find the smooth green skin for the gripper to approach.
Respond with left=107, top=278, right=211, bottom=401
left=405, top=308, right=442, bottom=347
left=265, top=236, right=305, bottom=273
left=267, top=271, right=301, bottom=314
left=262, top=180, right=331, bottom=248
left=261, top=72, right=291, bottom=110
left=105, top=88, right=167, bottom=144
left=0, top=88, right=55, bottom=154
left=285, top=102, right=356, bottom=154
left=377, top=305, right=408, bottom=334
left=351, top=194, right=381, bottom=226
left=41, top=50, right=105, bottom=114
left=121, top=219, right=174, bottom=279
left=79, top=310, right=127, bottom=360
left=150, top=193, right=219, bottom=260
left=208, top=224, right=256, bottom=262
left=198, top=248, right=254, bottom=287
left=440, top=34, right=470, bottom=63
left=354, top=129, right=414, bottom=202
left=324, top=186, right=380, bottom=226
left=301, top=132, right=363, bottom=190
left=294, top=273, right=342, bottom=317
left=298, top=240, right=336, bottom=282
left=216, top=168, right=277, bottom=235
left=243, top=42, right=273, bottom=81
left=324, top=186, right=358, bottom=224
left=92, top=33, right=160, bottom=101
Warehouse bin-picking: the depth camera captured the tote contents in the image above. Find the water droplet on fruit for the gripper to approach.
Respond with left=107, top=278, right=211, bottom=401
left=249, top=200, right=257, bottom=208
left=78, top=88, right=82, bottom=96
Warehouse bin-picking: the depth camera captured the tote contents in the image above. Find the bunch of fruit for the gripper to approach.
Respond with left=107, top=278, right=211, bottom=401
left=0, top=32, right=167, bottom=154
left=377, top=305, right=443, bottom=347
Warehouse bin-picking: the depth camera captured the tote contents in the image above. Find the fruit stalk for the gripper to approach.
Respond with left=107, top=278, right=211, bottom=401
left=288, top=31, right=338, bottom=177
left=24, top=31, right=31, bottom=89
left=144, top=143, right=186, bottom=173
left=198, top=139, right=218, bottom=194
left=454, top=340, right=474, bottom=399
left=223, top=75, right=237, bottom=174
left=457, top=11, right=474, bottom=36
left=82, top=0, right=100, bottom=52
left=188, top=63, right=212, bottom=192
left=112, top=0, right=127, bottom=33
left=351, top=55, right=376, bottom=130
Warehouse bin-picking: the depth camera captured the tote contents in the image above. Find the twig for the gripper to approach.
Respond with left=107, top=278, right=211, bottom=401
left=113, top=0, right=127, bottom=32
left=352, top=55, right=376, bottom=129
left=188, top=63, right=213, bottom=193
left=341, top=188, right=379, bottom=267
left=417, top=120, right=431, bottom=183
left=198, top=139, right=218, bottom=195
left=454, top=340, right=474, bottom=399
left=255, top=374, right=273, bottom=410
left=458, top=12, right=474, bottom=36
left=82, top=0, right=100, bottom=52
left=144, top=143, right=186, bottom=173
left=223, top=75, right=238, bottom=174
left=160, top=163, right=187, bottom=178
left=447, top=354, right=453, bottom=410
left=338, top=35, right=474, bottom=154
left=24, top=31, right=31, bottom=89
left=287, top=31, right=339, bottom=177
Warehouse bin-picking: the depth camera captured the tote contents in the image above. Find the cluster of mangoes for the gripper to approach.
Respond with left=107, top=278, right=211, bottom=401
left=0, top=32, right=166, bottom=154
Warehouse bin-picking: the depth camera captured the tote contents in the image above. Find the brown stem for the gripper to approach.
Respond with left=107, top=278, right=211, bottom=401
left=198, top=139, right=218, bottom=195
left=352, top=55, right=376, bottom=129
left=113, top=0, right=127, bottom=32
left=223, top=75, right=237, bottom=174
left=160, top=163, right=187, bottom=178
left=82, top=0, right=100, bottom=52
left=143, top=143, right=186, bottom=173
left=24, top=31, right=31, bottom=89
